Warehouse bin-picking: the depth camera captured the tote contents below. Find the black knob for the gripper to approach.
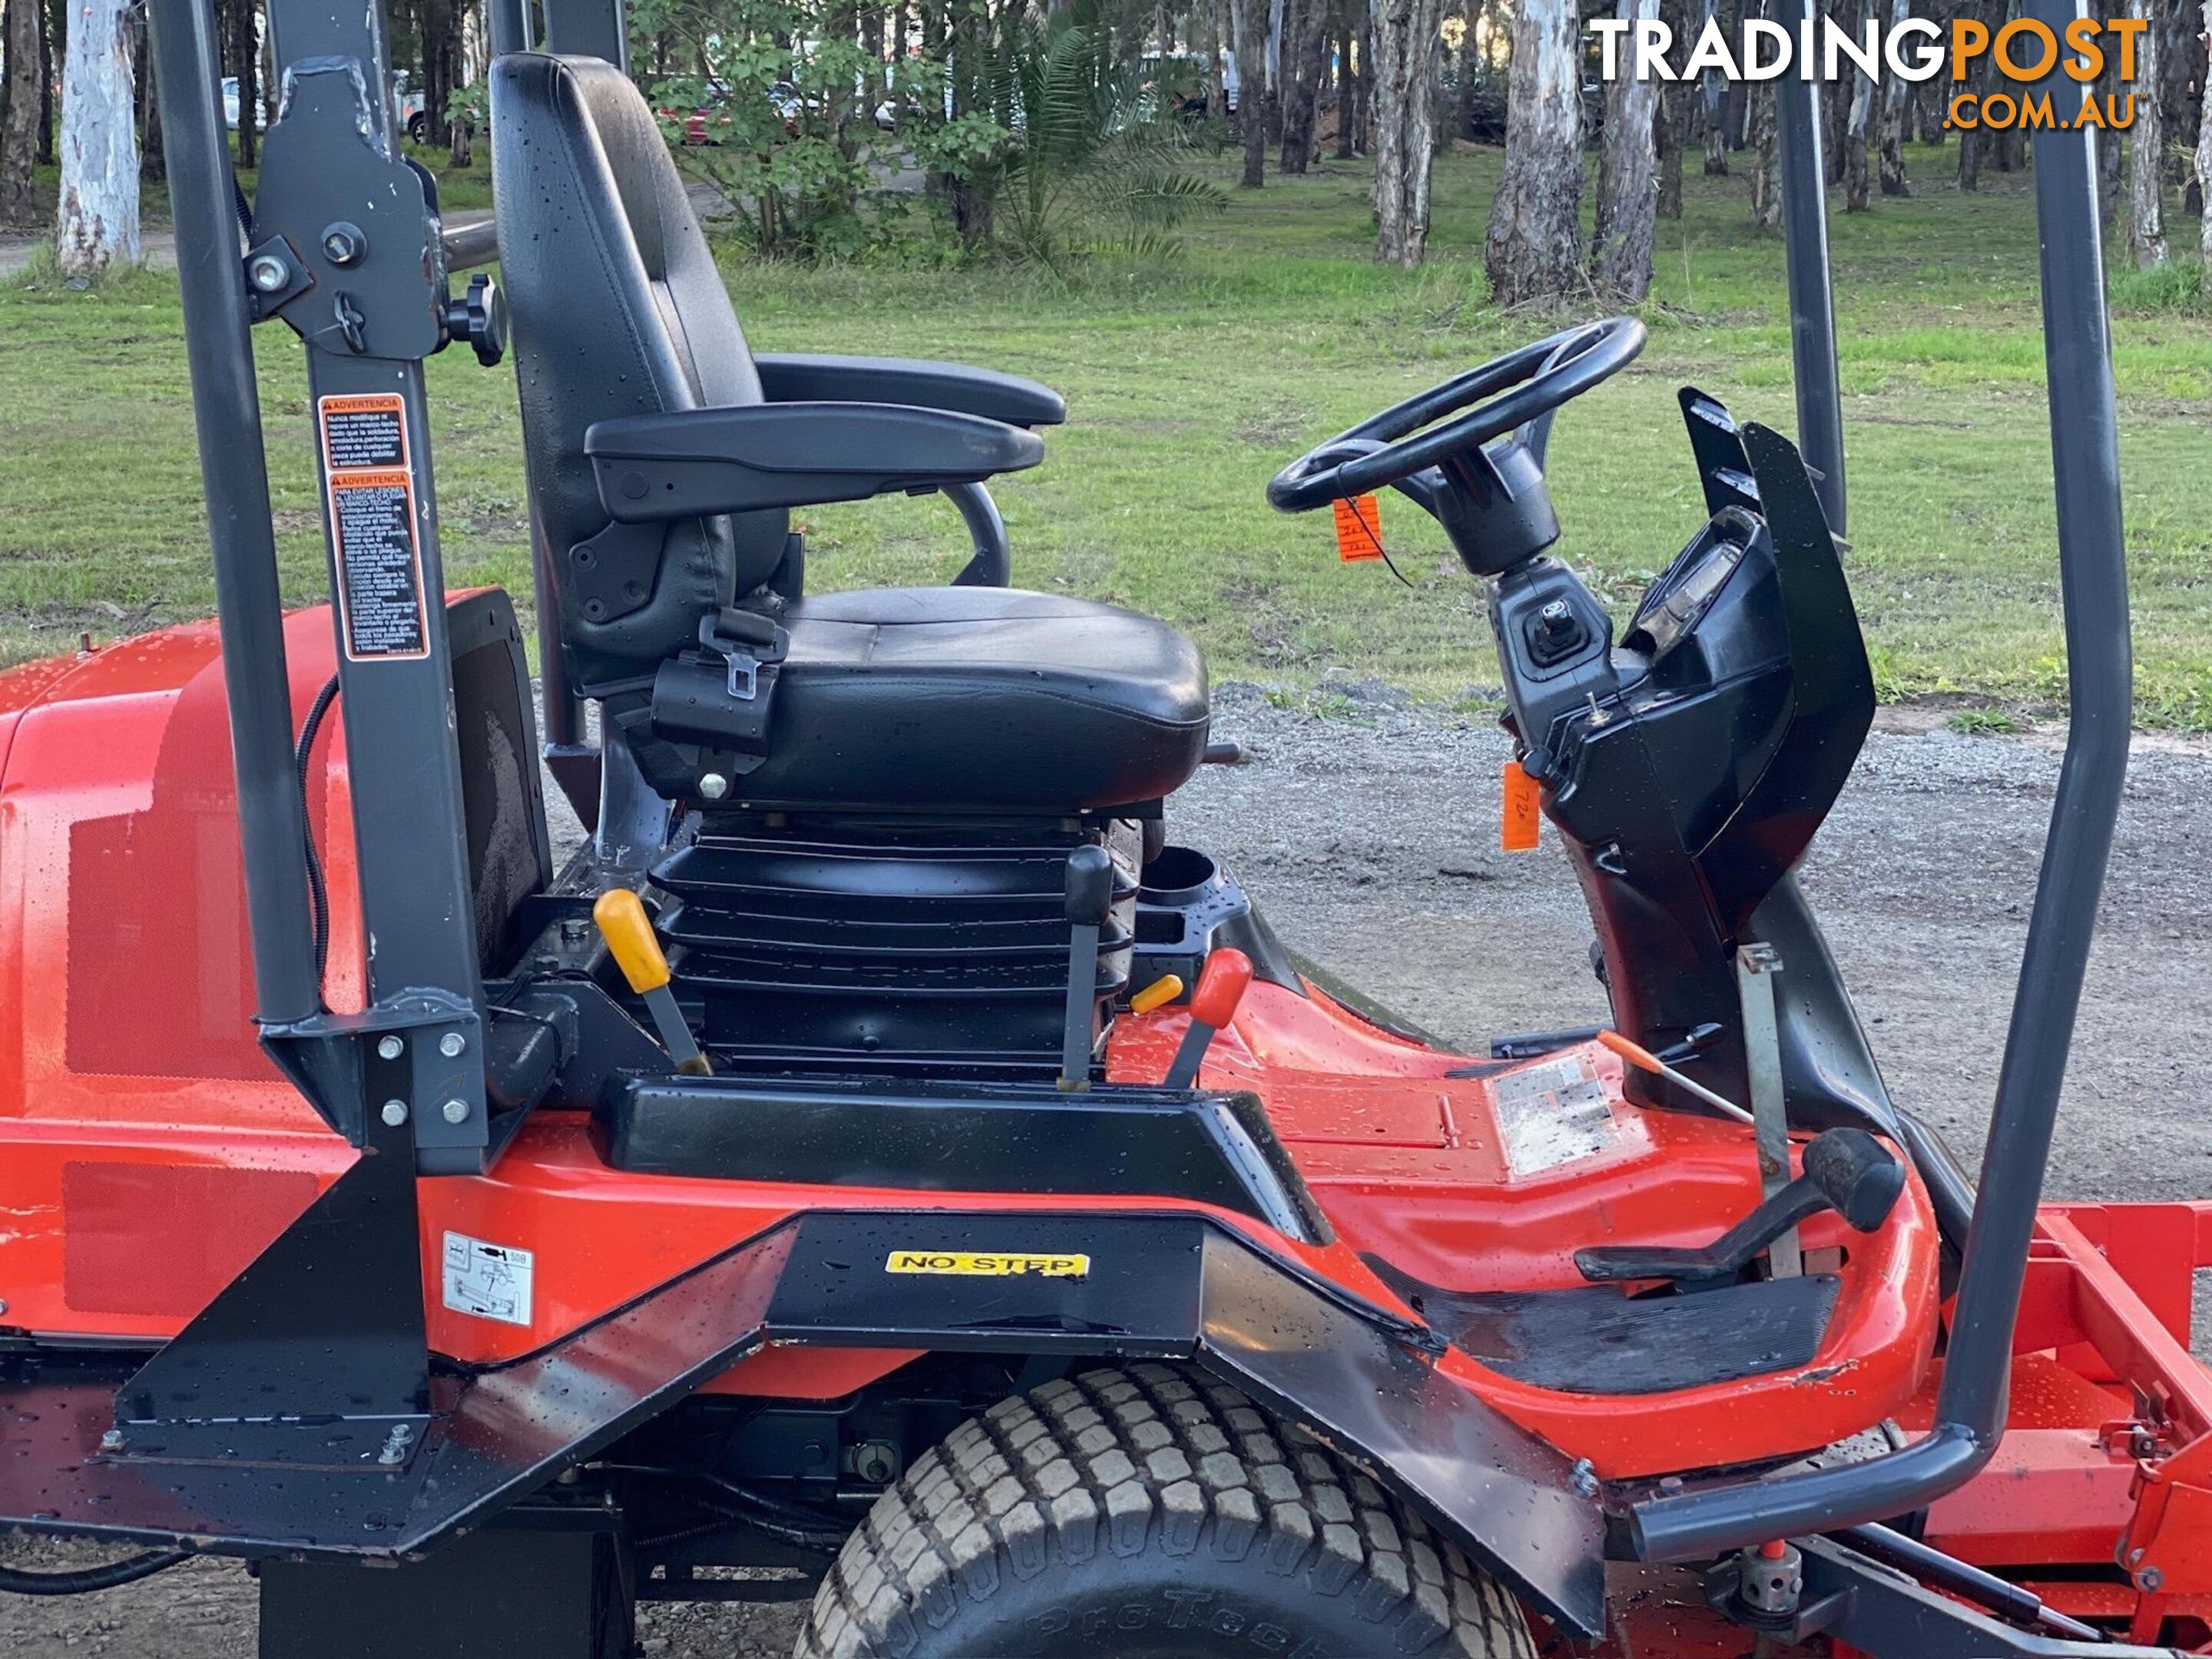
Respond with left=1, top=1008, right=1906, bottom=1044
left=1063, top=845, right=1114, bottom=928
left=442, top=273, right=508, bottom=367
left=1802, top=1128, right=1907, bottom=1232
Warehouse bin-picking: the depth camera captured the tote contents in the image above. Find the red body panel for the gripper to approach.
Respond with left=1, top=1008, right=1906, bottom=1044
left=0, top=613, right=2206, bottom=1650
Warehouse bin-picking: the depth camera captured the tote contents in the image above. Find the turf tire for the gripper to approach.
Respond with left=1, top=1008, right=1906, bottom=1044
left=794, top=1363, right=1536, bottom=1658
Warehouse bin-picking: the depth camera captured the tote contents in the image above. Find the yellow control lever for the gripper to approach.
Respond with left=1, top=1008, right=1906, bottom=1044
left=592, top=889, right=710, bottom=1075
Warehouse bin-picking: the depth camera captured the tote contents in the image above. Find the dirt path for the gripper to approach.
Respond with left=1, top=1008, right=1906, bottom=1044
left=5, top=703, right=2207, bottom=1657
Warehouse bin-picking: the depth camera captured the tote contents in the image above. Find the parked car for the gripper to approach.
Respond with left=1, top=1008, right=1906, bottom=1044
left=221, top=75, right=240, bottom=131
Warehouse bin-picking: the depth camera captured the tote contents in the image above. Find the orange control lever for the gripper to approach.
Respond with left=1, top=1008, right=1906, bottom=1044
left=1597, top=1028, right=1751, bottom=1124
left=1164, top=949, right=1253, bottom=1089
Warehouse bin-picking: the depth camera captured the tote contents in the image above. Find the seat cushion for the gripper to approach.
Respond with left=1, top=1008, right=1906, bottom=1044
left=730, top=588, right=1209, bottom=811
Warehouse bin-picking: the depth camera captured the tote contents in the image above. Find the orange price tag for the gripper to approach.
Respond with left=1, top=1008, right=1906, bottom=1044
left=1333, top=494, right=1383, bottom=562
left=1502, top=758, right=1541, bottom=853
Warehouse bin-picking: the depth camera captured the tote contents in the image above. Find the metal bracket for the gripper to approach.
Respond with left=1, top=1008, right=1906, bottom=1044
left=1737, top=942, right=1801, bottom=1278
left=264, top=989, right=486, bottom=1171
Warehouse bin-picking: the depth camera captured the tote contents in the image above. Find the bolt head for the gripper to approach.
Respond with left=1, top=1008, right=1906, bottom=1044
left=98, top=1429, right=125, bottom=1452
left=380, top=1099, right=409, bottom=1127
left=698, top=772, right=731, bottom=800
left=376, top=1034, right=405, bottom=1061
left=247, top=254, right=289, bottom=293
left=438, top=1031, right=466, bottom=1058
left=441, top=1098, right=470, bottom=1124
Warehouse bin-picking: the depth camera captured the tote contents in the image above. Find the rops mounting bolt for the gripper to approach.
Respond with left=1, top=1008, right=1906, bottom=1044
left=441, top=1098, right=470, bottom=1124
left=247, top=253, right=290, bottom=294
left=98, top=1429, right=125, bottom=1454
left=380, top=1099, right=409, bottom=1127
left=376, top=1035, right=405, bottom=1061
left=320, top=222, right=366, bottom=266
left=438, top=1031, right=466, bottom=1058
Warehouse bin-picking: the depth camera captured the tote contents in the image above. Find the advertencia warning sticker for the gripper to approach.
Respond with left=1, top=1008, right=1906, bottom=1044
left=319, top=393, right=429, bottom=662
left=442, top=1230, right=535, bottom=1326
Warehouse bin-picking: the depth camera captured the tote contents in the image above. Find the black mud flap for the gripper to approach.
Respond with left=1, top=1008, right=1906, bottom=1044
left=0, top=1211, right=1604, bottom=1640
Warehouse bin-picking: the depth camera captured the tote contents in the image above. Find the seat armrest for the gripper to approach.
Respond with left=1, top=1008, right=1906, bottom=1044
left=751, top=353, right=1068, bottom=427
left=585, top=402, right=1045, bottom=522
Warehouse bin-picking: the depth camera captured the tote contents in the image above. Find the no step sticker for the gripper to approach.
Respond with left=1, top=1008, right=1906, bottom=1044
left=442, top=1230, right=534, bottom=1326
left=320, top=393, right=430, bottom=662
left=885, top=1250, right=1091, bottom=1279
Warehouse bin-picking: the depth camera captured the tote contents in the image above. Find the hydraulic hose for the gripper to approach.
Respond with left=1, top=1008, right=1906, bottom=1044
left=1631, top=0, right=2132, bottom=1561
left=0, top=1551, right=189, bottom=1596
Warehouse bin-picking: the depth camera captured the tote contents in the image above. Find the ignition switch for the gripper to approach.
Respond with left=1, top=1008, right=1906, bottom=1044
left=1526, top=598, right=1588, bottom=667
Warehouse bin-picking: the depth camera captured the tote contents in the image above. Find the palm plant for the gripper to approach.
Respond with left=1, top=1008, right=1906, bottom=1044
left=950, top=4, right=1227, bottom=270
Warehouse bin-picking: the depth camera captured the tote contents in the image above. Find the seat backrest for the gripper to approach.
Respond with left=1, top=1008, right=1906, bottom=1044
left=492, top=53, right=788, bottom=691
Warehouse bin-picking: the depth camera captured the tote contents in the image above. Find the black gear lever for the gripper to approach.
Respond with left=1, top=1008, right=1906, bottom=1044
left=1574, top=1128, right=1906, bottom=1288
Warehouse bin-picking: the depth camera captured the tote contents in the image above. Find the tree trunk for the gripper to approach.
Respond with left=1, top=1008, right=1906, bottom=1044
left=1876, top=0, right=1907, bottom=194
left=1371, top=0, right=1442, bottom=265
left=1333, top=25, right=1356, bottom=156
left=1277, top=0, right=1326, bottom=172
left=2199, top=0, right=2212, bottom=251
left=1749, top=78, right=1780, bottom=230
left=1591, top=0, right=1659, bottom=298
left=38, top=0, right=55, bottom=164
left=1655, top=0, right=1685, bottom=214
left=2, top=0, right=40, bottom=225
left=2128, top=0, right=2167, bottom=264
left=228, top=0, right=257, bottom=170
left=1483, top=0, right=1580, bottom=300
left=136, top=8, right=160, bottom=184
left=1843, top=0, right=1873, bottom=209
left=1235, top=0, right=1267, bottom=184
left=1699, top=0, right=1727, bottom=171
left=55, top=0, right=138, bottom=274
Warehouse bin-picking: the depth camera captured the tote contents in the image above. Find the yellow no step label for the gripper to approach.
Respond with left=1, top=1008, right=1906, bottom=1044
left=886, top=1250, right=1091, bottom=1280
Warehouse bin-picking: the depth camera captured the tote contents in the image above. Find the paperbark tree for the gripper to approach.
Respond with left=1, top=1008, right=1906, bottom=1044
left=1483, top=0, right=1579, bottom=300
left=226, top=0, right=258, bottom=170
left=2128, top=0, right=2167, bottom=265
left=1277, top=0, right=1326, bottom=172
left=2, top=0, right=41, bottom=224
left=1700, top=0, right=1727, bottom=174
left=2199, top=0, right=2212, bottom=253
left=1656, top=0, right=1687, bottom=215
left=1842, top=0, right=1874, bottom=209
left=1749, top=79, right=1780, bottom=230
left=54, top=0, right=139, bottom=275
left=1591, top=0, right=1659, bottom=299
left=1875, top=0, right=1909, bottom=194
left=1370, top=0, right=1443, bottom=266
left=1234, top=0, right=1268, bottom=184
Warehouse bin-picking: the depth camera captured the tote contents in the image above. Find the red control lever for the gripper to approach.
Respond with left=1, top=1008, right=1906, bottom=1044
left=1164, top=949, right=1252, bottom=1089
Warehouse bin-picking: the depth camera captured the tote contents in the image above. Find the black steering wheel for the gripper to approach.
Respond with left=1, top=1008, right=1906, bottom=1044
left=1266, top=317, right=1647, bottom=516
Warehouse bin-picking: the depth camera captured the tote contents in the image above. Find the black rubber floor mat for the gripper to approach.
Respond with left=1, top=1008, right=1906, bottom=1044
left=1364, top=1257, right=1839, bottom=1396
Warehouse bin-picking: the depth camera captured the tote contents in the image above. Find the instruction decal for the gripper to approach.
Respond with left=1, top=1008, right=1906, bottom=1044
left=319, top=393, right=430, bottom=662
left=1492, top=1053, right=1618, bottom=1178
left=442, top=1230, right=535, bottom=1326
left=885, top=1250, right=1091, bottom=1280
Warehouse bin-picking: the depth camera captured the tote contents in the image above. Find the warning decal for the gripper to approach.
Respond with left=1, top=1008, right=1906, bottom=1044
left=1492, top=1054, right=1618, bottom=1179
left=442, top=1230, right=535, bottom=1326
left=319, top=394, right=430, bottom=662
left=886, top=1250, right=1091, bottom=1280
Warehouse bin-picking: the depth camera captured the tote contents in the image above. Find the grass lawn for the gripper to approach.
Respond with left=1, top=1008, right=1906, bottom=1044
left=3, top=141, right=2210, bottom=724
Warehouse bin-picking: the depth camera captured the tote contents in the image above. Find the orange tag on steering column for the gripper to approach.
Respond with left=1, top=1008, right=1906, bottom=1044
left=1502, top=759, right=1541, bottom=852
left=1333, top=494, right=1382, bottom=561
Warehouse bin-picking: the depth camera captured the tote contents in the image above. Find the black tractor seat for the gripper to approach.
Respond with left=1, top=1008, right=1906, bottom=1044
left=702, top=587, right=1208, bottom=812
left=493, top=51, right=1210, bottom=816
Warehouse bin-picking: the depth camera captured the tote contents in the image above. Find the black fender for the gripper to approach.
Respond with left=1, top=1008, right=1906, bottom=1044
left=0, top=1210, right=1606, bottom=1638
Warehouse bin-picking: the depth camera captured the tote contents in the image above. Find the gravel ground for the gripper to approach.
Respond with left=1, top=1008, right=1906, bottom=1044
left=5, top=697, right=2208, bottom=1657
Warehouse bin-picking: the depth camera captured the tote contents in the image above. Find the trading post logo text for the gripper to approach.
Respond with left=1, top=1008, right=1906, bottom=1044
left=1588, top=13, right=2144, bottom=131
